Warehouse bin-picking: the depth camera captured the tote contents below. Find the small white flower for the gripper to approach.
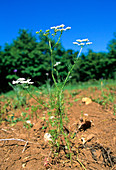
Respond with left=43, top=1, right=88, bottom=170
left=12, top=80, right=15, bottom=84
left=59, top=24, right=65, bottom=28
left=73, top=42, right=79, bottom=45
left=12, top=80, right=19, bottom=84
left=57, top=28, right=66, bottom=31
left=17, top=78, right=25, bottom=81
left=20, top=81, right=27, bottom=84
left=55, top=26, right=61, bottom=29
left=44, top=133, right=53, bottom=142
left=54, top=62, right=61, bottom=67
left=74, top=42, right=85, bottom=46
left=76, top=39, right=83, bottom=42
left=50, top=26, right=56, bottom=29
left=84, top=113, right=88, bottom=116
left=80, top=43, right=85, bottom=46
left=86, top=42, right=92, bottom=45
left=76, top=39, right=89, bottom=42
left=56, top=29, right=62, bottom=31
left=26, top=120, right=31, bottom=124
left=55, top=24, right=65, bottom=29
left=27, top=79, right=31, bottom=82
left=27, top=81, right=34, bottom=84
left=50, top=116, right=54, bottom=119
left=81, top=38, right=89, bottom=42
left=66, top=26, right=71, bottom=30
left=46, top=73, right=49, bottom=76
left=27, top=79, right=34, bottom=84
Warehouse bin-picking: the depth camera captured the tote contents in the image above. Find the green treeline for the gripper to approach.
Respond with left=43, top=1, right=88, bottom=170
left=0, top=29, right=116, bottom=93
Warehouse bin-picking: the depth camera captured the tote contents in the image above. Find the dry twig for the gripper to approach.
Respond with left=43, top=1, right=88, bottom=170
left=0, top=138, right=40, bottom=153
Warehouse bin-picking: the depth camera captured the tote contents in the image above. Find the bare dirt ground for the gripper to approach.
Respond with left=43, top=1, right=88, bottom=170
left=0, top=87, right=116, bottom=170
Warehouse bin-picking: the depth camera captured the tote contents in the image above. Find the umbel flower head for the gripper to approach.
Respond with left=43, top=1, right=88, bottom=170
left=73, top=38, right=92, bottom=47
left=12, top=78, right=34, bottom=85
left=50, top=24, right=71, bottom=32
left=36, top=24, right=71, bottom=36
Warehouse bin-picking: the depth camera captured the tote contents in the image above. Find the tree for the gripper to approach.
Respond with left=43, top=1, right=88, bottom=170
left=107, top=33, right=116, bottom=79
left=0, top=29, right=67, bottom=92
left=73, top=50, right=109, bottom=81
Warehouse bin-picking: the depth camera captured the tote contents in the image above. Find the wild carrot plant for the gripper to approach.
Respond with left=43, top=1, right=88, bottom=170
left=11, top=24, right=92, bottom=167
left=10, top=78, right=34, bottom=108
left=36, top=24, right=92, bottom=158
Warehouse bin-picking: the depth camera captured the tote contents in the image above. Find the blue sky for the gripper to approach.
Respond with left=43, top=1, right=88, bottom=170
left=0, top=0, right=116, bottom=54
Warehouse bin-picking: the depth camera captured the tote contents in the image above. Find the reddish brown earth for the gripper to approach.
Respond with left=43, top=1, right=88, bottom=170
left=0, top=87, right=116, bottom=170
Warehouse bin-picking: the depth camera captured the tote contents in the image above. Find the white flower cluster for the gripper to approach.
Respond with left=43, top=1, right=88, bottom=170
left=50, top=24, right=71, bottom=32
left=26, top=120, right=31, bottom=124
left=54, top=62, right=61, bottom=67
left=50, top=116, right=55, bottom=119
left=12, top=78, right=34, bottom=85
left=73, top=38, right=92, bottom=47
left=44, top=133, right=53, bottom=142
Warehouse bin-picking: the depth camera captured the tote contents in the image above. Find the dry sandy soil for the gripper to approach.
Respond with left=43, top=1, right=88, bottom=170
left=0, top=87, right=116, bottom=170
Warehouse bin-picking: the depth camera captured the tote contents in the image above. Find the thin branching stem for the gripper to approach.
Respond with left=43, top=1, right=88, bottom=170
left=26, top=88, right=40, bottom=104
left=60, top=47, right=83, bottom=97
left=49, top=40, right=58, bottom=89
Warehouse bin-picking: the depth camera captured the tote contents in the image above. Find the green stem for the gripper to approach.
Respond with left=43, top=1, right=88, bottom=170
left=49, top=40, right=58, bottom=89
left=49, top=31, right=62, bottom=89
left=26, top=88, right=40, bottom=104
left=60, top=47, right=83, bottom=97
left=57, top=47, right=83, bottom=133
left=53, top=31, right=62, bottom=49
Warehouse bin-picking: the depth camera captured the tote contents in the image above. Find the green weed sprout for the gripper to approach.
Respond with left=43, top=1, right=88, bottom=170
left=36, top=24, right=92, bottom=160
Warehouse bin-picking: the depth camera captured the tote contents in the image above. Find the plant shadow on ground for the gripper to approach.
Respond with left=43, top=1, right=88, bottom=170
left=0, top=84, right=116, bottom=170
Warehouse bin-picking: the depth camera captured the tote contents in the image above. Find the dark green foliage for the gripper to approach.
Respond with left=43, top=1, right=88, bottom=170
left=0, top=30, right=116, bottom=93
left=106, top=32, right=116, bottom=79
left=73, top=50, right=109, bottom=81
